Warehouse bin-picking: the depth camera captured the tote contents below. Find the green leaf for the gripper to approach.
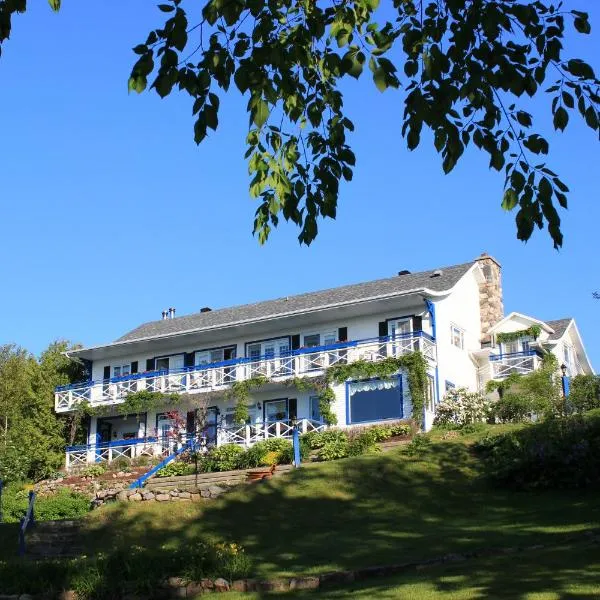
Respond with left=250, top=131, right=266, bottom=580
left=158, top=4, right=175, bottom=12
left=48, top=0, right=61, bottom=10
left=502, top=188, right=518, bottom=211
left=253, top=98, right=269, bottom=128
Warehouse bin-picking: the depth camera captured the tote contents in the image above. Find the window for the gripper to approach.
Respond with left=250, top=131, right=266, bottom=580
left=303, top=331, right=337, bottom=348
left=264, top=399, right=289, bottom=423
left=246, top=338, right=290, bottom=359
left=563, top=344, right=572, bottom=370
left=426, top=376, right=436, bottom=411
left=451, top=324, right=464, bottom=349
left=445, top=380, right=455, bottom=392
left=309, top=395, right=321, bottom=422
left=195, top=347, right=236, bottom=366
left=347, top=378, right=403, bottom=424
left=388, top=319, right=411, bottom=338
left=113, top=364, right=131, bottom=378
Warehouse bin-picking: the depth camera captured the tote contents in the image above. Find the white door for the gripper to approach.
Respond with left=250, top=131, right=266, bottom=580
left=388, top=319, right=412, bottom=355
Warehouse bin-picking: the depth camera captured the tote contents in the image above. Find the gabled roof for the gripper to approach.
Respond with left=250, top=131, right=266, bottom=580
left=545, top=318, right=573, bottom=341
left=487, top=312, right=555, bottom=334
left=113, top=261, right=476, bottom=345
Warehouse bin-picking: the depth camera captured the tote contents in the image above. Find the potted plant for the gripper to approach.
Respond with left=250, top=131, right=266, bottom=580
left=246, top=451, right=278, bottom=481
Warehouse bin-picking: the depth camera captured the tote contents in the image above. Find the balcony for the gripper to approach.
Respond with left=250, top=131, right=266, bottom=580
left=55, top=332, right=436, bottom=412
left=489, top=350, right=540, bottom=379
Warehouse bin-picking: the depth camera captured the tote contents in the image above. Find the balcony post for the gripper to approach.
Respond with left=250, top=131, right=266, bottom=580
left=65, top=451, right=70, bottom=471
left=245, top=425, right=251, bottom=447
left=276, top=421, right=281, bottom=438
left=302, top=418, right=307, bottom=434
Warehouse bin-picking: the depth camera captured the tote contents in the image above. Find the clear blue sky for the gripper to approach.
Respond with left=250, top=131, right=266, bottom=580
left=1, top=2, right=599, bottom=368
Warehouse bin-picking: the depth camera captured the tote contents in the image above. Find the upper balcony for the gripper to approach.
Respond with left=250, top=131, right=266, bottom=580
left=55, top=332, right=436, bottom=412
left=489, top=350, right=541, bottom=379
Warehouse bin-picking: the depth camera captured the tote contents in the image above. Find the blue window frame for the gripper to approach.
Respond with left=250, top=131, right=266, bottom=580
left=346, top=377, right=403, bottom=424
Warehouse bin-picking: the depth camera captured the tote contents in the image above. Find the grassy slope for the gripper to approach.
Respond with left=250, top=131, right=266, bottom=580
left=79, top=425, right=600, bottom=580
left=218, top=540, right=600, bottom=599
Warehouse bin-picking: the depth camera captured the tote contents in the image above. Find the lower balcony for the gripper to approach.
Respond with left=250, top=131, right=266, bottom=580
left=56, top=332, right=436, bottom=412
left=65, top=418, right=327, bottom=470
left=489, top=350, right=540, bottom=379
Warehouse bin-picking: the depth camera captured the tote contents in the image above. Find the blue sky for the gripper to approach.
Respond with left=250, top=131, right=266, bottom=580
left=1, top=2, right=599, bottom=367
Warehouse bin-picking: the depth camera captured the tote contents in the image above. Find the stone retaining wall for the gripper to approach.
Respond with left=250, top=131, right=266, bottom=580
left=92, top=465, right=295, bottom=507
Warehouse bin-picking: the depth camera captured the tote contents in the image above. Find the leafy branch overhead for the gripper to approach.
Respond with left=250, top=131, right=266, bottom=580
left=1, top=1, right=599, bottom=247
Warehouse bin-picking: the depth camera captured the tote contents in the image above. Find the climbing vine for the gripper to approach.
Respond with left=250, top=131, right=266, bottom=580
left=327, top=353, right=429, bottom=427
left=226, top=376, right=269, bottom=424
left=116, top=390, right=181, bottom=417
left=77, top=352, right=428, bottom=428
left=496, top=325, right=542, bottom=344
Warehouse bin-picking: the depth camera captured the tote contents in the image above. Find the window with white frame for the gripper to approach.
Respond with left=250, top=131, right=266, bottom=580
left=303, top=330, right=337, bottom=348
left=113, top=363, right=131, bottom=378
left=450, top=324, right=465, bottom=349
left=347, top=378, right=403, bottom=424
left=563, top=344, right=573, bottom=370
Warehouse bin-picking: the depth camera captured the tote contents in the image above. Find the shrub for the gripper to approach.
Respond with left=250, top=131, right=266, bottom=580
left=303, top=429, right=348, bottom=450
left=390, top=423, right=413, bottom=437
left=347, top=431, right=382, bottom=457
left=200, top=444, right=246, bottom=472
left=405, top=434, right=432, bottom=457
left=316, top=438, right=350, bottom=461
left=1, top=485, right=90, bottom=523
left=569, top=375, right=600, bottom=413
left=434, top=388, right=493, bottom=427
left=492, top=393, right=536, bottom=423
left=475, top=411, right=600, bottom=489
left=155, top=461, right=195, bottom=478
left=80, top=465, right=106, bottom=478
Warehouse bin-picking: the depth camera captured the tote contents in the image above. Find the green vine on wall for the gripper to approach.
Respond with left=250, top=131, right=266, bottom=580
left=226, top=376, right=269, bottom=423
left=116, top=390, right=181, bottom=417
left=496, top=325, right=542, bottom=344
left=327, top=353, right=429, bottom=427
left=79, top=352, right=429, bottom=429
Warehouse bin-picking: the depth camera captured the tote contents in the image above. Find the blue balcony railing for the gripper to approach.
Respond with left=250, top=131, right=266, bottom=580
left=55, top=332, right=436, bottom=412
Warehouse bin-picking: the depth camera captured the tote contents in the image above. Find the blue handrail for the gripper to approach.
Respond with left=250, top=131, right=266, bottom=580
left=18, top=491, right=35, bottom=557
left=56, top=331, right=435, bottom=392
left=489, top=350, right=537, bottom=361
left=129, top=438, right=197, bottom=489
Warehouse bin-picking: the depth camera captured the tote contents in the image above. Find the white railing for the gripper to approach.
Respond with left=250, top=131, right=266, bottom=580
left=490, top=351, right=540, bottom=379
left=218, top=418, right=327, bottom=447
left=55, top=333, right=437, bottom=412
left=65, top=437, right=168, bottom=471
left=65, top=419, right=327, bottom=468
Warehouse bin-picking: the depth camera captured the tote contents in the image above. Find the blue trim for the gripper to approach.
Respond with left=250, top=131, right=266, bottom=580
left=489, top=350, right=536, bottom=361
left=424, top=299, right=436, bottom=340
left=434, top=366, right=440, bottom=404
left=129, top=438, right=197, bottom=489
left=56, top=332, right=437, bottom=392
left=66, top=436, right=159, bottom=452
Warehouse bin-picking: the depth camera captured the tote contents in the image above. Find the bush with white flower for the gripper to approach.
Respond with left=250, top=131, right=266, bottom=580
left=434, top=388, right=493, bottom=427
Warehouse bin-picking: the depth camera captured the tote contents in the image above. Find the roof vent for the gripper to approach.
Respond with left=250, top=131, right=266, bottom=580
left=200, top=307, right=212, bottom=313
left=430, top=269, right=443, bottom=278
left=168, top=307, right=176, bottom=319
left=161, top=310, right=168, bottom=320
left=398, top=270, right=411, bottom=276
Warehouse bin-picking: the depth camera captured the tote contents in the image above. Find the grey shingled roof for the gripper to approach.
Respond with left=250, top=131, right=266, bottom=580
left=546, top=318, right=573, bottom=340
left=116, top=261, right=476, bottom=344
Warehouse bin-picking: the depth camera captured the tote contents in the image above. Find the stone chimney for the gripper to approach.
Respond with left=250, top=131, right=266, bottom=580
left=475, top=253, right=504, bottom=342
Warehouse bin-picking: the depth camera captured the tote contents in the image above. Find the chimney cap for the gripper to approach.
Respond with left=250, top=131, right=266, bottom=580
left=430, top=269, right=443, bottom=278
left=398, top=270, right=411, bottom=276
left=475, top=253, right=501, bottom=268
left=200, top=306, right=212, bottom=313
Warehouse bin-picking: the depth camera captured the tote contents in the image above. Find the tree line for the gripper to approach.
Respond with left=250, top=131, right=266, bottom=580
left=0, top=341, right=86, bottom=483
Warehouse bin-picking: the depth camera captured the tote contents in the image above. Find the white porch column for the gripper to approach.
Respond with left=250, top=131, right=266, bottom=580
left=86, top=416, right=98, bottom=464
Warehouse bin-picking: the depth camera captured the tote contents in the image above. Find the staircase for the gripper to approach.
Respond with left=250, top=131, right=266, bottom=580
left=24, top=520, right=83, bottom=559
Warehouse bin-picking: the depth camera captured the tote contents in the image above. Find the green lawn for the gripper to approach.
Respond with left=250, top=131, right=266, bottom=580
left=217, top=540, right=600, bottom=599
left=78, top=426, right=600, bottom=580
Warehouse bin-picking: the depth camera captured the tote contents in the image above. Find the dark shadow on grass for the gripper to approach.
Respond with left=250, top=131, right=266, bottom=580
left=5, top=441, right=598, bottom=598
